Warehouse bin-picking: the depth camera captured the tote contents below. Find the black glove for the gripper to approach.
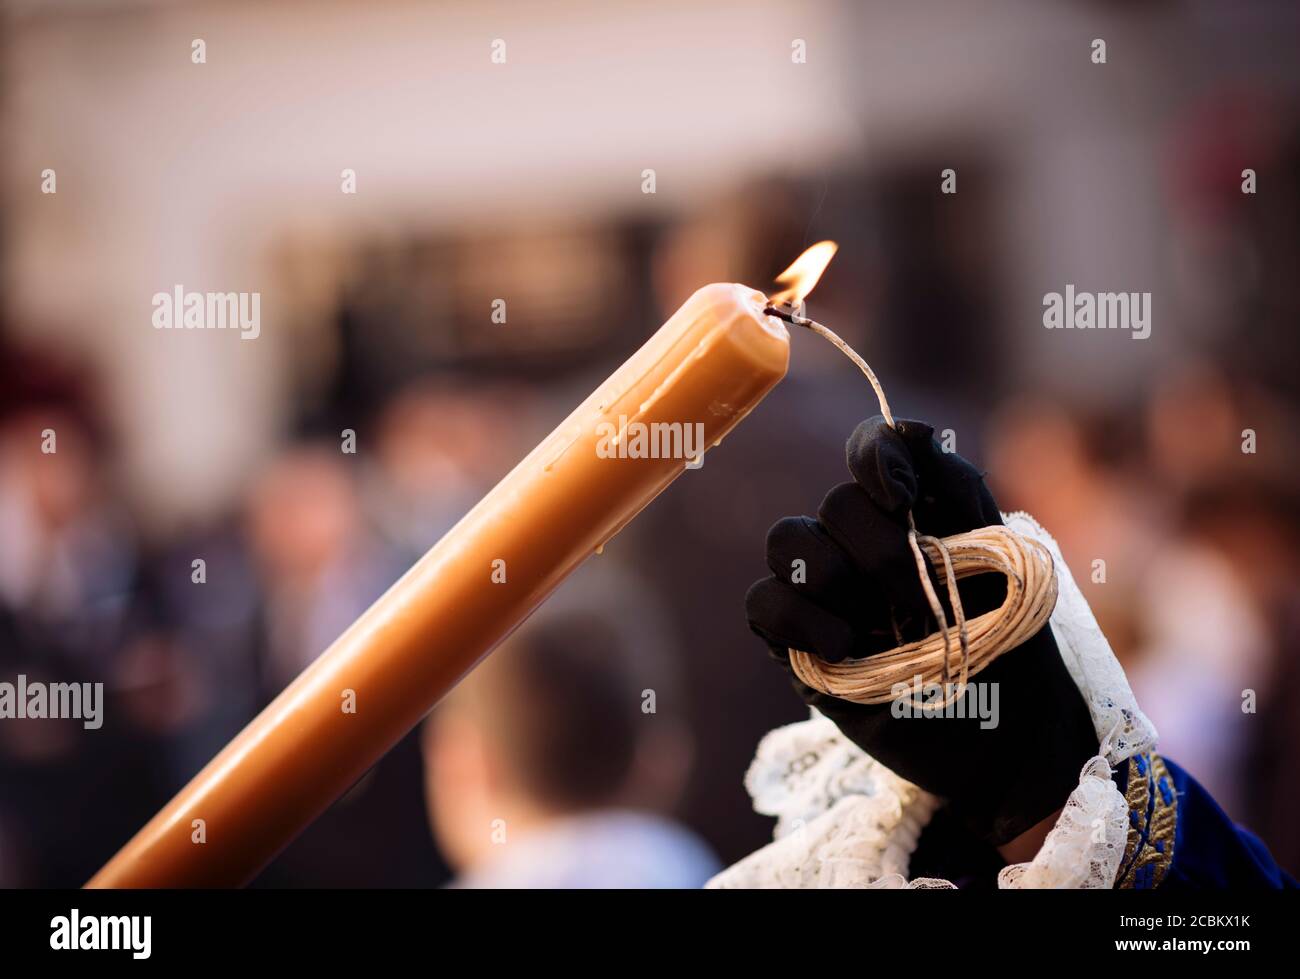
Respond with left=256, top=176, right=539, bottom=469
left=745, top=416, right=1098, bottom=847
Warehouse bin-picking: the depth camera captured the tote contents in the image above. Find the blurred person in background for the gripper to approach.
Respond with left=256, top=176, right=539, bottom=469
left=0, top=339, right=164, bottom=886
left=1125, top=475, right=1271, bottom=821
left=365, top=380, right=528, bottom=562
left=985, top=394, right=1161, bottom=670
left=0, top=346, right=137, bottom=680
left=422, top=583, right=718, bottom=888
left=1125, top=364, right=1299, bottom=831
left=1172, top=477, right=1300, bottom=875
left=1142, top=357, right=1300, bottom=874
left=245, top=443, right=399, bottom=692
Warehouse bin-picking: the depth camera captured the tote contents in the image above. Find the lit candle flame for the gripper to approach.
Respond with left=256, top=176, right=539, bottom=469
left=768, top=240, right=838, bottom=306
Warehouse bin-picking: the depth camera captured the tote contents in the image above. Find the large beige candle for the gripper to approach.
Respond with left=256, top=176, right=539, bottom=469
left=88, top=283, right=789, bottom=887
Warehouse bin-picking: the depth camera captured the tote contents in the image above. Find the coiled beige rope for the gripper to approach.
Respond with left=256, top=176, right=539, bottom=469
left=769, top=306, right=1059, bottom=707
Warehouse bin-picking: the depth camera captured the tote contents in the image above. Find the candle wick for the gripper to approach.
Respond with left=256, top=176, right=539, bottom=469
left=763, top=303, right=895, bottom=429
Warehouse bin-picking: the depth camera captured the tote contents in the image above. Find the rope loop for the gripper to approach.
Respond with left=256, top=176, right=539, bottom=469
left=789, top=525, right=1057, bottom=705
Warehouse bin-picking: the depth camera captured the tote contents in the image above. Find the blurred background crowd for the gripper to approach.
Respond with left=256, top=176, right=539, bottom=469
left=2, top=0, right=1298, bottom=887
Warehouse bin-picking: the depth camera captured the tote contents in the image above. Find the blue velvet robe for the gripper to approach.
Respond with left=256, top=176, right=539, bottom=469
left=1129, top=755, right=1295, bottom=889
left=910, top=753, right=1296, bottom=888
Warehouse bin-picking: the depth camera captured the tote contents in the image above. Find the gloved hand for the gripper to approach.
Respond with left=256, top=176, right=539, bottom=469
left=745, top=416, right=1099, bottom=847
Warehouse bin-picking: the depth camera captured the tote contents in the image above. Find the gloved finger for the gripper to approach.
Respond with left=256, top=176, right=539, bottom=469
left=744, top=575, right=856, bottom=663
left=892, top=418, right=1002, bottom=536
left=763, top=515, right=863, bottom=615
left=889, top=420, right=1008, bottom=621
left=845, top=415, right=919, bottom=515
left=816, top=481, right=932, bottom=638
left=849, top=418, right=1009, bottom=631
